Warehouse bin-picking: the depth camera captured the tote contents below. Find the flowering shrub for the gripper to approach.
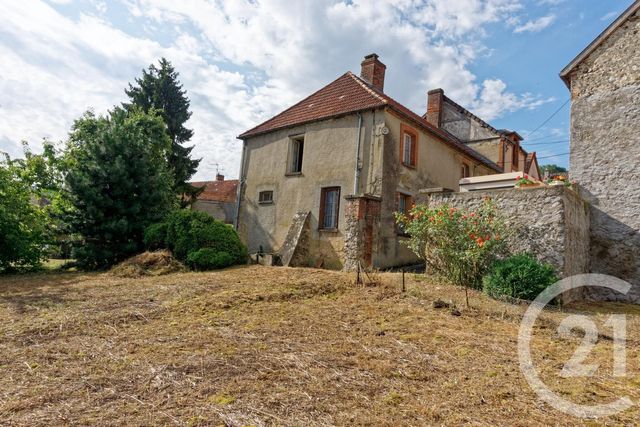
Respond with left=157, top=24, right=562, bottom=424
left=515, top=174, right=535, bottom=186
left=395, top=199, right=509, bottom=298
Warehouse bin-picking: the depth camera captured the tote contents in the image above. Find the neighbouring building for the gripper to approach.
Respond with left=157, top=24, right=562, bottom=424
left=424, top=88, right=541, bottom=180
left=560, top=0, right=640, bottom=301
left=236, top=54, right=510, bottom=270
left=190, top=174, right=238, bottom=224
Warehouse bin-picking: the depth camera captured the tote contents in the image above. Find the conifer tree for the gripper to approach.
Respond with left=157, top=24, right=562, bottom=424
left=125, top=58, right=202, bottom=206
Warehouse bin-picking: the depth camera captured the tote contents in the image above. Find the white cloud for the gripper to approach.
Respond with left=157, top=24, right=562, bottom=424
left=514, top=14, right=556, bottom=33
left=601, top=10, right=619, bottom=21
left=0, top=0, right=554, bottom=180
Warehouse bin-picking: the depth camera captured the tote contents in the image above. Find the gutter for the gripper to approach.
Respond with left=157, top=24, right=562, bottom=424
left=234, top=140, right=247, bottom=230
left=353, top=113, right=363, bottom=194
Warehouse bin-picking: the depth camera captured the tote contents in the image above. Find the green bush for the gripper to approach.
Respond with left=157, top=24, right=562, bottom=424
left=483, top=253, right=558, bottom=301
left=187, top=249, right=234, bottom=270
left=143, top=222, right=168, bottom=250
left=144, top=210, right=247, bottom=270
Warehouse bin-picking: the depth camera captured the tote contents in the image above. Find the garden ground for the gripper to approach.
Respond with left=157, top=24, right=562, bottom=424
left=1, top=266, right=639, bottom=426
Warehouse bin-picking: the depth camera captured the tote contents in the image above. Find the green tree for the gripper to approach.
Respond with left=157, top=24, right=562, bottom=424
left=65, top=108, right=174, bottom=269
left=0, top=156, right=49, bottom=272
left=125, top=58, right=202, bottom=206
left=10, top=141, right=74, bottom=258
left=540, top=164, right=567, bottom=176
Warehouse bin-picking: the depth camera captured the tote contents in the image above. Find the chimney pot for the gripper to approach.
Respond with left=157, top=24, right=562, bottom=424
left=426, top=88, right=444, bottom=128
left=360, top=53, right=386, bottom=92
left=216, top=173, right=224, bottom=181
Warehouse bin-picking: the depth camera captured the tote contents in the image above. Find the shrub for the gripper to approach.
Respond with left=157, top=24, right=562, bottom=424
left=163, top=210, right=246, bottom=263
left=144, top=222, right=168, bottom=250
left=187, top=249, right=234, bottom=270
left=396, top=199, right=508, bottom=305
left=144, top=209, right=247, bottom=270
left=483, top=253, right=558, bottom=301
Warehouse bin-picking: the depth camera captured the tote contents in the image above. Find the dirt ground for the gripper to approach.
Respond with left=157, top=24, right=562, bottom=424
left=0, top=266, right=639, bottom=426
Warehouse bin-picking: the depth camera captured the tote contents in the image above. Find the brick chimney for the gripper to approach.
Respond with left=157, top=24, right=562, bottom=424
left=216, top=173, right=224, bottom=181
left=360, top=54, right=386, bottom=92
left=426, top=89, right=444, bottom=128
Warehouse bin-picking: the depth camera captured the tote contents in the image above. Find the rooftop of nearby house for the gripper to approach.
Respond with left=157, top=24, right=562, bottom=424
left=560, top=0, right=640, bottom=87
left=238, top=54, right=502, bottom=173
left=191, top=174, right=238, bottom=203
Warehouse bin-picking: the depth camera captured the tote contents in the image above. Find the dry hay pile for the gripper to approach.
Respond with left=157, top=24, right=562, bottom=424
left=109, top=250, right=186, bottom=278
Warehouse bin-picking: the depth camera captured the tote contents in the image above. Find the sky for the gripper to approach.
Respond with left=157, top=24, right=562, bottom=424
left=0, top=0, right=634, bottom=179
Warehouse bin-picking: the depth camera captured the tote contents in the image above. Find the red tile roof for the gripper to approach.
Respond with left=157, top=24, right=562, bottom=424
left=191, top=180, right=238, bottom=203
left=238, top=72, right=501, bottom=172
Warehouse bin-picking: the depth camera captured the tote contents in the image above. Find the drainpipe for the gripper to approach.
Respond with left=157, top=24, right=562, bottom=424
left=234, top=140, right=247, bottom=230
left=353, top=113, right=363, bottom=195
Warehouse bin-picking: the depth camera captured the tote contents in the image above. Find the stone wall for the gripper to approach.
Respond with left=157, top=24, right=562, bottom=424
left=568, top=9, right=640, bottom=302
left=418, top=186, right=591, bottom=303
left=343, top=195, right=381, bottom=271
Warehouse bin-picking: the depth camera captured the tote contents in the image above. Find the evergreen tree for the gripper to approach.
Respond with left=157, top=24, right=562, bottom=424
left=65, top=108, right=174, bottom=269
left=125, top=58, right=202, bottom=206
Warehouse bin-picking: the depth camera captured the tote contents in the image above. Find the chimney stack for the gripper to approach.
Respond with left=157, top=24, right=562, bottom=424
left=360, top=54, right=386, bottom=92
left=426, top=89, right=444, bottom=128
left=216, top=173, right=224, bottom=181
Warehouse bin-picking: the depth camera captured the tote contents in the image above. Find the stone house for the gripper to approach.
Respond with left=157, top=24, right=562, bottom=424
left=560, top=0, right=640, bottom=302
left=236, top=54, right=510, bottom=270
left=424, top=88, right=541, bottom=180
left=190, top=174, right=238, bottom=224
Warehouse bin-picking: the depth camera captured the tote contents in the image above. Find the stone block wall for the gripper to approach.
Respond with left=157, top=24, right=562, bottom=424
left=343, top=195, right=381, bottom=271
left=568, top=9, right=640, bottom=302
left=418, top=186, right=590, bottom=302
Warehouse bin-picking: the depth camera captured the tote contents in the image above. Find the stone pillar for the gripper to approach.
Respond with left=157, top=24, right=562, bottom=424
left=343, top=195, right=381, bottom=271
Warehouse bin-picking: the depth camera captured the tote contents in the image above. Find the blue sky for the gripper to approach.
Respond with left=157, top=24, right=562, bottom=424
left=0, top=0, right=634, bottom=179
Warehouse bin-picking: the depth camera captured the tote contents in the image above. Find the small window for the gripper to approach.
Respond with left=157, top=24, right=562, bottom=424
left=461, top=163, right=471, bottom=179
left=288, top=136, right=304, bottom=174
left=396, top=193, right=413, bottom=235
left=319, top=187, right=341, bottom=230
left=400, top=124, right=417, bottom=167
left=258, top=190, right=273, bottom=204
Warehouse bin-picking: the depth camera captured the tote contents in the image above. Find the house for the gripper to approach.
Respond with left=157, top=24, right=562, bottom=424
left=236, top=54, right=508, bottom=270
left=190, top=174, right=238, bottom=224
left=560, top=0, right=640, bottom=301
left=424, top=88, right=541, bottom=180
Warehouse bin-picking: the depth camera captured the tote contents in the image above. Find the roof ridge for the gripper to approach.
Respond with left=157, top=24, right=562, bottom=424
left=347, top=72, right=388, bottom=104
left=239, top=72, right=356, bottom=138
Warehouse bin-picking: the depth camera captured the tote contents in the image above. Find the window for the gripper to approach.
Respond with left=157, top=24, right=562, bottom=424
left=399, top=124, right=417, bottom=167
left=288, top=136, right=304, bottom=174
left=461, top=162, right=471, bottom=179
left=396, top=193, right=413, bottom=235
left=319, top=187, right=341, bottom=230
left=258, top=190, right=273, bottom=204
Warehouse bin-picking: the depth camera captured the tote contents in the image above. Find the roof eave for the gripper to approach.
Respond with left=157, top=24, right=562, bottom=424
left=559, top=0, right=640, bottom=89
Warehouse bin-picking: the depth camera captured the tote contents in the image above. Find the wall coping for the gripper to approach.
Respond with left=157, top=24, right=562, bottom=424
left=422, top=185, right=571, bottom=200
left=345, top=193, right=383, bottom=202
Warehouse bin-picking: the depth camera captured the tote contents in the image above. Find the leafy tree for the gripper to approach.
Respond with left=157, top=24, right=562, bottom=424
left=0, top=157, right=49, bottom=272
left=539, top=164, right=567, bottom=176
left=125, top=58, right=202, bottom=206
left=65, top=108, right=175, bottom=269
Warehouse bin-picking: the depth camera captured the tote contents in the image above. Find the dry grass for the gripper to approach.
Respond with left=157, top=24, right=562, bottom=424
left=109, top=250, right=186, bottom=278
left=0, top=266, right=639, bottom=426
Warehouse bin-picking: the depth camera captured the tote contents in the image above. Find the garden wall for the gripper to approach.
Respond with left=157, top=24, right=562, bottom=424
left=417, top=186, right=591, bottom=303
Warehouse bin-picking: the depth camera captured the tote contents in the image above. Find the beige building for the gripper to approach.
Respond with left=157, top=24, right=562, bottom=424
left=236, top=54, right=507, bottom=270
left=190, top=174, right=238, bottom=224
left=425, top=89, right=541, bottom=180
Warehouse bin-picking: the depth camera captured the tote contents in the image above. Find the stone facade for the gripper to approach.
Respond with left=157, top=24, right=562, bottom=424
left=565, top=8, right=640, bottom=302
left=418, top=186, right=591, bottom=302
